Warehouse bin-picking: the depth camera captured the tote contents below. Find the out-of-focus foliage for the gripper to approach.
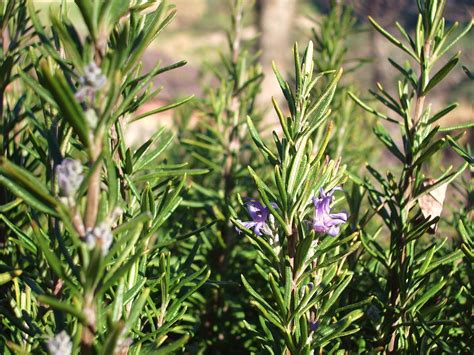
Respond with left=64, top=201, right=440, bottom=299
left=172, top=1, right=265, bottom=351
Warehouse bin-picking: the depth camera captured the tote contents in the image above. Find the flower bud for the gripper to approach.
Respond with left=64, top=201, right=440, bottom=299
left=47, top=330, right=72, bottom=355
left=83, top=62, right=107, bottom=89
left=85, top=223, right=113, bottom=256
left=85, top=108, right=98, bottom=129
left=56, top=159, right=83, bottom=198
left=75, top=62, right=107, bottom=102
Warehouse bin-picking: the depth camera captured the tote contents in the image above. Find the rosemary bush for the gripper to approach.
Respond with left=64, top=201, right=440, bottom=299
left=235, top=39, right=363, bottom=353
left=0, top=0, right=472, bottom=353
left=349, top=0, right=472, bottom=352
left=174, top=1, right=264, bottom=351
left=1, top=0, right=208, bottom=353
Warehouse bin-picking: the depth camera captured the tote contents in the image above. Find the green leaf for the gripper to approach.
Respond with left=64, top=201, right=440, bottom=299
left=134, top=168, right=208, bottom=182
left=373, top=124, right=405, bottom=162
left=423, top=250, right=463, bottom=276
left=0, top=157, right=58, bottom=208
left=111, top=281, right=125, bottom=322
left=388, top=59, right=417, bottom=89
left=272, top=97, right=293, bottom=144
left=50, top=10, right=84, bottom=69
left=320, top=273, right=353, bottom=315
left=287, top=135, right=308, bottom=194
left=348, top=91, right=399, bottom=124
left=462, top=65, right=474, bottom=80
left=0, top=176, right=57, bottom=216
left=123, top=278, right=147, bottom=306
left=126, top=1, right=176, bottom=71
left=250, top=300, right=286, bottom=333
left=422, top=52, right=460, bottom=94
left=37, top=295, right=86, bottom=323
left=102, top=321, right=125, bottom=355
left=112, top=212, right=151, bottom=236
left=439, top=121, right=474, bottom=132
left=0, top=270, right=22, bottom=286
left=268, top=273, right=286, bottom=316
left=241, top=275, right=274, bottom=312
left=124, top=288, right=150, bottom=333
left=368, top=16, right=418, bottom=61
left=104, top=144, right=119, bottom=208
left=407, top=279, right=446, bottom=313
left=307, top=69, right=342, bottom=127
left=446, top=135, right=473, bottom=164
left=428, top=103, right=458, bottom=124
left=247, top=116, right=278, bottom=164
left=437, top=20, right=473, bottom=58
left=150, top=335, right=190, bottom=355
left=75, top=0, right=96, bottom=41
left=39, top=60, right=90, bottom=149
left=272, top=61, right=296, bottom=117
left=418, top=244, right=436, bottom=276
left=18, top=70, right=57, bottom=107
left=99, top=250, right=144, bottom=296
left=130, top=95, right=194, bottom=123
left=31, top=225, right=64, bottom=279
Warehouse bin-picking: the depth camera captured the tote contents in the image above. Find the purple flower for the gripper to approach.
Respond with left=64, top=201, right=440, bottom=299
left=310, top=187, right=347, bottom=236
left=56, top=158, right=83, bottom=198
left=75, top=62, right=107, bottom=102
left=309, top=320, right=320, bottom=332
left=301, top=282, right=315, bottom=298
left=237, top=200, right=275, bottom=236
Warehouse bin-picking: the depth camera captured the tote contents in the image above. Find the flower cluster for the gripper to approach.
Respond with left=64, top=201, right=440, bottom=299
left=84, top=208, right=122, bottom=256
left=56, top=158, right=83, bottom=199
left=85, top=223, right=113, bottom=256
left=309, top=320, right=320, bottom=332
left=47, top=330, right=72, bottom=355
left=75, top=62, right=107, bottom=102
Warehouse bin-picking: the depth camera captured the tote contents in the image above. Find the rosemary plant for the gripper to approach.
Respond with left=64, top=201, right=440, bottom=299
left=0, top=0, right=208, bottom=353
left=176, top=0, right=264, bottom=350
left=235, top=41, right=361, bottom=354
left=350, top=0, right=472, bottom=352
left=311, top=1, right=372, bottom=166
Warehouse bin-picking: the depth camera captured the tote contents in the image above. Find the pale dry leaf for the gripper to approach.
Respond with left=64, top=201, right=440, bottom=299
left=418, top=178, right=448, bottom=233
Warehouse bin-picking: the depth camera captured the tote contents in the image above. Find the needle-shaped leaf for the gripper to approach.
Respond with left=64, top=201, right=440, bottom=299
left=422, top=52, right=460, bottom=94
left=39, top=60, right=90, bottom=149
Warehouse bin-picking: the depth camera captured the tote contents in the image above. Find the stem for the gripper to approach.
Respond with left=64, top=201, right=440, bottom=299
left=231, top=1, right=242, bottom=64
left=80, top=293, right=96, bottom=354
left=284, top=227, right=298, bottom=354
left=412, top=41, right=431, bottom=129
left=200, top=2, right=244, bottom=347
left=386, top=29, right=433, bottom=354
left=84, top=136, right=103, bottom=229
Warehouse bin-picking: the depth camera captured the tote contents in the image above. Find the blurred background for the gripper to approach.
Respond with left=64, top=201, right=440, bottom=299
left=130, top=0, right=473, bottom=144
left=34, top=0, right=473, bottom=145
